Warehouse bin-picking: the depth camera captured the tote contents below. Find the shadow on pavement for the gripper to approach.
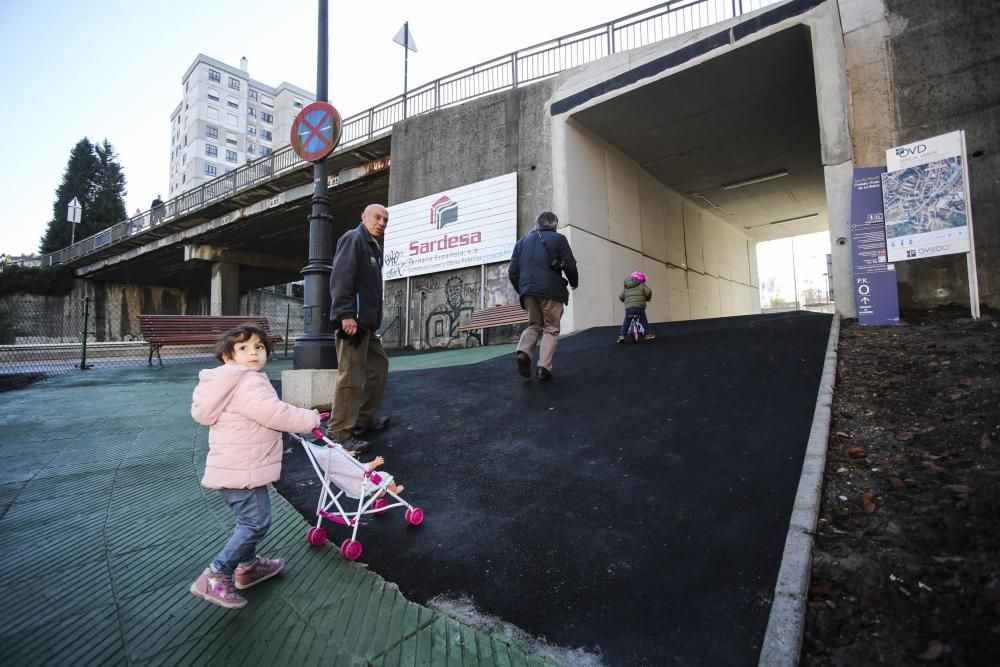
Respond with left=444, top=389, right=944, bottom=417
left=276, top=311, right=832, bottom=665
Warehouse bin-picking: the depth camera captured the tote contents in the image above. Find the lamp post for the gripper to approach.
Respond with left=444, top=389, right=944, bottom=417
left=292, top=0, right=338, bottom=369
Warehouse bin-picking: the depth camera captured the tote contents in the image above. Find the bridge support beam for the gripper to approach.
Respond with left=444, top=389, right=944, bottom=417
left=210, top=262, right=240, bottom=316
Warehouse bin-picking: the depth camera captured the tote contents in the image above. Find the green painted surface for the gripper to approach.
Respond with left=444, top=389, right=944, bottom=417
left=0, top=354, right=564, bottom=667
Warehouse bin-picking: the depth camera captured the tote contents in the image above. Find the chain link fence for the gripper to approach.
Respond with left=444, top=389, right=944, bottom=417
left=0, top=290, right=308, bottom=390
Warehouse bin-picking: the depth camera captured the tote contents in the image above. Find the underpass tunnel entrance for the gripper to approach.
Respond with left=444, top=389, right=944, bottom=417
left=554, top=23, right=835, bottom=331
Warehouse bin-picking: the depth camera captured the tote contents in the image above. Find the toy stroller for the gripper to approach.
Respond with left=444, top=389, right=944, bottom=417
left=288, top=416, right=424, bottom=561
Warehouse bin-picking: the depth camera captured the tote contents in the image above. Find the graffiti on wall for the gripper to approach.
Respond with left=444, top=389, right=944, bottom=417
left=422, top=275, right=478, bottom=348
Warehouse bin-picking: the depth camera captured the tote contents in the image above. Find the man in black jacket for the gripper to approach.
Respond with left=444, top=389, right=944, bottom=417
left=326, top=204, right=391, bottom=452
left=508, top=211, right=579, bottom=382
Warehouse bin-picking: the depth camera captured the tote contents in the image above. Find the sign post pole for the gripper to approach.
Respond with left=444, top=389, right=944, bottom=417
left=67, top=197, right=82, bottom=246
left=959, top=131, right=981, bottom=319
left=292, top=0, right=341, bottom=370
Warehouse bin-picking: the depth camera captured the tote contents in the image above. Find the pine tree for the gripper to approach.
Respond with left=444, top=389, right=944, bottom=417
left=91, top=139, right=128, bottom=229
left=39, top=138, right=129, bottom=253
left=40, top=139, right=97, bottom=253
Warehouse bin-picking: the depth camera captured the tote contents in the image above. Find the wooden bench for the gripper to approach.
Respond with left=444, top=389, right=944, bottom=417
left=456, top=304, right=529, bottom=347
left=138, top=315, right=282, bottom=366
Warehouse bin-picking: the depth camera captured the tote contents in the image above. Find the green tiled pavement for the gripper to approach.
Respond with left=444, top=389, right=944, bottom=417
left=0, top=353, right=557, bottom=666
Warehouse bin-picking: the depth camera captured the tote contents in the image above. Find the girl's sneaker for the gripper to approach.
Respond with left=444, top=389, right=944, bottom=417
left=190, top=568, right=247, bottom=609
left=235, top=555, right=285, bottom=590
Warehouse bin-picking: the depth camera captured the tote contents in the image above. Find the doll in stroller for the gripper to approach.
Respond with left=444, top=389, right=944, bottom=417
left=288, top=419, right=423, bottom=561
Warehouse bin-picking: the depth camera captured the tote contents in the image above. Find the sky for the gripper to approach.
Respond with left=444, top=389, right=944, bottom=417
left=0, top=0, right=665, bottom=257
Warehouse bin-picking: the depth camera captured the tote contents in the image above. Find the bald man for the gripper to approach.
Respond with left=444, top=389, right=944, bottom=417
left=326, top=204, right=392, bottom=453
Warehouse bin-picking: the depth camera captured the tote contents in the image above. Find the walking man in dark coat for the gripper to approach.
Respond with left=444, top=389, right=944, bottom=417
left=326, top=204, right=392, bottom=452
left=508, top=211, right=579, bottom=382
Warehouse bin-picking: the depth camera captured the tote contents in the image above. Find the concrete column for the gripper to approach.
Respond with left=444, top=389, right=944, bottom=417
left=210, top=261, right=240, bottom=315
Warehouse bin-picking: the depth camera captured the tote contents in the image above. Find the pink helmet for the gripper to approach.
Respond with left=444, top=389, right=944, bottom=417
left=630, top=271, right=646, bottom=282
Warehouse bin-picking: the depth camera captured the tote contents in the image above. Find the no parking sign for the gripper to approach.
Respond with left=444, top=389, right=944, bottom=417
left=290, top=101, right=342, bottom=162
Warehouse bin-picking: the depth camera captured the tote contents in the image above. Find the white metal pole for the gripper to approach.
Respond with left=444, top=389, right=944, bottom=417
left=960, top=131, right=981, bottom=319
left=404, top=276, right=411, bottom=347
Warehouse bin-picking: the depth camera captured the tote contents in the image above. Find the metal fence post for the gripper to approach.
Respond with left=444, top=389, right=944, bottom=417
left=79, top=296, right=91, bottom=370
left=284, top=303, right=291, bottom=358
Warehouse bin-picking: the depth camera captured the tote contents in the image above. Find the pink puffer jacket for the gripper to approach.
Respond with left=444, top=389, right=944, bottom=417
left=191, top=363, right=320, bottom=489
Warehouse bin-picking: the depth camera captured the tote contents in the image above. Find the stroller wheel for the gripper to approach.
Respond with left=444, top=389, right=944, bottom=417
left=306, top=527, right=327, bottom=546
left=372, top=498, right=389, bottom=515
left=340, top=539, right=363, bottom=561
left=405, top=507, right=425, bottom=526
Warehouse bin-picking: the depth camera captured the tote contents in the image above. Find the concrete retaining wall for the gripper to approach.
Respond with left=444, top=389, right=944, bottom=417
left=386, top=82, right=556, bottom=349
left=842, top=0, right=1000, bottom=310
left=557, top=119, right=760, bottom=332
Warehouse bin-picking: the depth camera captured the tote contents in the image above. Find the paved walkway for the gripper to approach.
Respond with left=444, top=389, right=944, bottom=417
left=0, top=349, right=562, bottom=666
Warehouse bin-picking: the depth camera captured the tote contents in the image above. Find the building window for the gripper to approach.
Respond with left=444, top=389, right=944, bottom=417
left=247, top=107, right=256, bottom=118
left=247, top=143, right=255, bottom=154
left=206, top=126, right=219, bottom=139
left=260, top=146, right=271, bottom=155
left=208, top=89, right=219, bottom=102
left=209, top=69, right=221, bottom=83
left=260, top=111, right=273, bottom=124
left=225, top=150, right=237, bottom=163
left=247, top=126, right=256, bottom=136
left=226, top=135, right=238, bottom=146
left=205, top=144, right=218, bottom=157
left=227, top=113, right=238, bottom=127
left=248, top=89, right=258, bottom=101
left=260, top=129, right=272, bottom=141
left=227, top=98, right=239, bottom=109
left=228, top=77, right=240, bottom=90
left=207, top=107, right=219, bottom=121
left=205, top=164, right=217, bottom=176
left=185, top=81, right=190, bottom=93
left=261, top=95, right=273, bottom=107
left=293, top=97, right=304, bottom=109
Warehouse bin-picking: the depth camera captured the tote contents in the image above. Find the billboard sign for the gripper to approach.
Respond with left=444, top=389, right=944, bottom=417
left=882, top=131, right=971, bottom=262
left=851, top=167, right=899, bottom=325
left=384, top=173, right=517, bottom=279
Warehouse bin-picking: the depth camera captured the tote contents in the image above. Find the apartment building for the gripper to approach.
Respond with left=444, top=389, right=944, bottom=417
left=168, top=54, right=315, bottom=197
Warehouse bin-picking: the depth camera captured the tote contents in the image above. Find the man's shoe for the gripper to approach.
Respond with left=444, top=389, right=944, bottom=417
left=616, top=335, right=625, bottom=344
left=234, top=555, right=285, bottom=590
left=516, top=351, right=531, bottom=378
left=644, top=333, right=656, bottom=340
left=537, top=367, right=552, bottom=382
left=190, top=568, right=247, bottom=609
left=352, top=415, right=390, bottom=436
left=340, top=436, right=371, bottom=454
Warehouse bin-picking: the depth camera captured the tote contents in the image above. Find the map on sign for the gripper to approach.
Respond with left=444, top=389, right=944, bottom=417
left=882, top=130, right=971, bottom=263
left=882, top=156, right=967, bottom=239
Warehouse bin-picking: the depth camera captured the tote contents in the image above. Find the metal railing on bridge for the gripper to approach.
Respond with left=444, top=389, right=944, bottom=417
left=44, top=0, right=781, bottom=268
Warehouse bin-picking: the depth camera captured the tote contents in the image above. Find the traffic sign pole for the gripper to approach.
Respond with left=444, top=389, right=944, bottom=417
left=293, top=0, right=339, bottom=370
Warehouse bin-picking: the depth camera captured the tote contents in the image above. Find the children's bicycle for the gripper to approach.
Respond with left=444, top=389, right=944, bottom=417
left=627, top=313, right=646, bottom=343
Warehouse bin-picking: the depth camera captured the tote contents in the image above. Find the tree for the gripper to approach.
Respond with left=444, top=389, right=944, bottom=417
left=39, top=138, right=128, bottom=253
left=91, top=139, right=128, bottom=228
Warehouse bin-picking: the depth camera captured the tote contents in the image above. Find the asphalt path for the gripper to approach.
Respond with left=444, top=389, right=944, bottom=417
left=275, top=311, right=832, bottom=665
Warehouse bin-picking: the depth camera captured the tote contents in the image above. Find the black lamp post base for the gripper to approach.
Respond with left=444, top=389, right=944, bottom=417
left=292, top=336, right=338, bottom=370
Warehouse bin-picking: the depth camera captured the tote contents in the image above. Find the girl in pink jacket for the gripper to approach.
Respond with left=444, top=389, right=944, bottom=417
left=188, top=324, right=320, bottom=610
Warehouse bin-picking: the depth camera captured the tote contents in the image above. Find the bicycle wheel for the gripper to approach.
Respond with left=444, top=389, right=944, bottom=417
left=630, top=317, right=640, bottom=343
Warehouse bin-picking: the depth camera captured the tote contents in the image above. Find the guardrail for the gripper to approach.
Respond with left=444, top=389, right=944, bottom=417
left=45, top=0, right=780, bottom=268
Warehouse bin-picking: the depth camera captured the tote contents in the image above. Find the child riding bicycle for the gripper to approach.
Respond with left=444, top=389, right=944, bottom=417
left=618, top=271, right=656, bottom=343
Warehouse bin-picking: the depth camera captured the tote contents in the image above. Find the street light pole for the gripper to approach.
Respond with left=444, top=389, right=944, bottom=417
left=292, top=0, right=337, bottom=369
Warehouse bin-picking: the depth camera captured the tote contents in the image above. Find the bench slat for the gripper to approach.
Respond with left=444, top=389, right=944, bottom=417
left=456, top=304, right=528, bottom=332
